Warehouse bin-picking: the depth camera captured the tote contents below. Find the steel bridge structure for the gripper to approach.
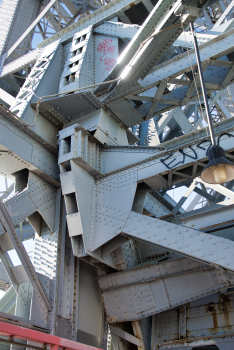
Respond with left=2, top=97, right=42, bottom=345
left=1, top=0, right=234, bottom=350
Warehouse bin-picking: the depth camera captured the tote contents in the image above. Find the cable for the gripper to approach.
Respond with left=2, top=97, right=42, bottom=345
left=14, top=21, right=194, bottom=128
left=140, top=23, right=181, bottom=47
left=13, top=77, right=120, bottom=128
left=180, top=15, right=210, bottom=136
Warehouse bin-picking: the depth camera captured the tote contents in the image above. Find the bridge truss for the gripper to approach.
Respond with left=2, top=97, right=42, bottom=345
left=1, top=0, right=234, bottom=349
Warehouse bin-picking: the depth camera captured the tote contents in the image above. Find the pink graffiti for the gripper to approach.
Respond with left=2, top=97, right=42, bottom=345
left=97, top=38, right=115, bottom=58
left=103, top=57, right=116, bottom=75
left=97, top=38, right=116, bottom=75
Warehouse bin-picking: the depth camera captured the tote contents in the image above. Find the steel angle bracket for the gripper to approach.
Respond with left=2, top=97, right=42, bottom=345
left=0, top=201, right=52, bottom=315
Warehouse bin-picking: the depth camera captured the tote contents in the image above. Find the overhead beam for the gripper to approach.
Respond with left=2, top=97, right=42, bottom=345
left=6, top=0, right=57, bottom=59
left=104, top=27, right=234, bottom=105
left=214, top=0, right=234, bottom=27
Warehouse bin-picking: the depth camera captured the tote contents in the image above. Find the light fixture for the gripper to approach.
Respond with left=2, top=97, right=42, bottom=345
left=190, top=21, right=234, bottom=185
left=201, top=145, right=234, bottom=184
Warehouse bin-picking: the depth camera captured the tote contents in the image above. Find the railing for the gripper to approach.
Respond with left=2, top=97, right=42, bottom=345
left=0, top=321, right=102, bottom=350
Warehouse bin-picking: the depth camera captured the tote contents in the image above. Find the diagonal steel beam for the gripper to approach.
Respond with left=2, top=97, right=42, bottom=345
left=122, top=211, right=234, bottom=271
left=181, top=59, right=210, bottom=106
left=145, top=80, right=168, bottom=121
left=110, top=326, right=144, bottom=347
left=104, top=28, right=234, bottom=105
left=196, top=177, right=234, bottom=201
left=5, top=0, right=57, bottom=59
left=0, top=201, right=51, bottom=315
left=214, top=0, right=234, bottom=27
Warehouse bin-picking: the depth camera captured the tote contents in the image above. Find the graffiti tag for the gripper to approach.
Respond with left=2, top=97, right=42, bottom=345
left=97, top=38, right=116, bottom=76
left=160, top=133, right=234, bottom=170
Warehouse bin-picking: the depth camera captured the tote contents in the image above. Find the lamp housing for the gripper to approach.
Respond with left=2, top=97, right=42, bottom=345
left=201, top=145, right=234, bottom=184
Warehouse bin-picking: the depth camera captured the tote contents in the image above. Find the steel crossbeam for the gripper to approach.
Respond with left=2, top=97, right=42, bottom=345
left=104, top=29, right=234, bottom=124
left=93, top=22, right=139, bottom=40
left=98, top=257, right=234, bottom=322
left=37, top=0, right=149, bottom=48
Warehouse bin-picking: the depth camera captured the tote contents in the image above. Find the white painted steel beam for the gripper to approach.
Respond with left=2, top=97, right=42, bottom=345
left=214, top=0, right=234, bottom=27
left=196, top=178, right=234, bottom=202
left=104, top=27, right=234, bottom=104
left=5, top=0, right=57, bottom=59
left=0, top=88, right=15, bottom=107
left=93, top=21, right=139, bottom=39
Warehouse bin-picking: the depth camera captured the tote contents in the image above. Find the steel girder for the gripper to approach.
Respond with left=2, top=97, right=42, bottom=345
left=1, top=0, right=234, bottom=347
left=98, top=257, right=234, bottom=322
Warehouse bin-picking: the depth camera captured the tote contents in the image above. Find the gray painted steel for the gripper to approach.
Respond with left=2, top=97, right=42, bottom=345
left=1, top=0, right=234, bottom=349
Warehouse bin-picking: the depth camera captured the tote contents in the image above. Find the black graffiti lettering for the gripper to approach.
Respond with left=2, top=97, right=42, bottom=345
left=178, top=146, right=197, bottom=161
left=218, top=132, right=234, bottom=145
left=160, top=146, right=197, bottom=169
left=160, top=154, right=183, bottom=170
left=160, top=132, right=234, bottom=171
left=197, top=140, right=212, bottom=156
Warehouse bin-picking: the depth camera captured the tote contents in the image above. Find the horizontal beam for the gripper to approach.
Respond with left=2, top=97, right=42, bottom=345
left=99, top=256, right=233, bottom=322
left=93, top=21, right=139, bottom=39
left=0, top=311, right=48, bottom=332
left=97, top=117, right=234, bottom=183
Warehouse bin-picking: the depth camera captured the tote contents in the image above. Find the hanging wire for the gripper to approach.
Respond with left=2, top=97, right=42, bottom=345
left=9, top=77, right=120, bottom=128
left=179, top=15, right=210, bottom=136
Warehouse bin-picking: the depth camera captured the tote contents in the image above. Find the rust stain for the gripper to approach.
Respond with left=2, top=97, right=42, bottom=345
left=212, top=311, right=218, bottom=329
left=129, top=2, right=135, bottom=7
left=206, top=304, right=218, bottom=329
left=219, top=295, right=231, bottom=326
